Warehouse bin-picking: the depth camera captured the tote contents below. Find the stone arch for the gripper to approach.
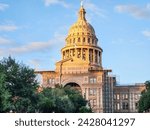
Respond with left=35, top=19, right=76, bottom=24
left=64, top=82, right=81, bottom=92
left=62, top=79, right=82, bottom=89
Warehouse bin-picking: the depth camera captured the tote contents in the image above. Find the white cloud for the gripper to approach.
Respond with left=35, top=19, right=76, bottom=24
left=0, top=37, right=12, bottom=45
left=0, top=28, right=65, bottom=57
left=0, top=3, right=9, bottom=11
left=142, top=30, right=150, bottom=38
left=8, top=33, right=65, bottom=55
left=9, top=41, right=53, bottom=54
left=85, top=1, right=106, bottom=17
left=44, top=0, right=70, bottom=8
left=0, top=25, right=18, bottom=31
left=115, top=3, right=150, bottom=19
left=29, top=59, right=41, bottom=65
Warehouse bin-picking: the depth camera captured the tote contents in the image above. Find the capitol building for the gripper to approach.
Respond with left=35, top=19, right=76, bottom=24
left=36, top=4, right=145, bottom=113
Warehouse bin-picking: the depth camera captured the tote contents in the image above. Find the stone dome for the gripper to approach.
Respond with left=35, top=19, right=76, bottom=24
left=68, top=6, right=95, bottom=36
left=60, top=5, right=103, bottom=71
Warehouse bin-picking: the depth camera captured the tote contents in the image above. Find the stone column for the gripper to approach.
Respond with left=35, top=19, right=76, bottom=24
left=86, top=48, right=89, bottom=62
left=68, top=49, right=70, bottom=58
left=81, top=48, right=83, bottom=60
left=93, top=49, right=95, bottom=64
left=75, top=48, right=78, bottom=58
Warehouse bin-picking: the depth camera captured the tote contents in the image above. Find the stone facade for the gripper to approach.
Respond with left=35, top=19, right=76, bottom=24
left=35, top=5, right=145, bottom=113
left=113, top=84, right=145, bottom=113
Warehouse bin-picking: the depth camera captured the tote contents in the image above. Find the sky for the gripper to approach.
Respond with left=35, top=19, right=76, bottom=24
left=0, top=0, right=150, bottom=84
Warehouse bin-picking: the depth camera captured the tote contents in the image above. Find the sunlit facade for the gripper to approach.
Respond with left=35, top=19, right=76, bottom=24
left=36, top=5, right=145, bottom=113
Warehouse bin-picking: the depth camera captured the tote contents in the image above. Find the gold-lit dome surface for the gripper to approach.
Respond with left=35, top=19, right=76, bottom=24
left=68, top=7, right=95, bottom=36
left=68, top=22, right=95, bottom=36
left=59, top=5, right=103, bottom=71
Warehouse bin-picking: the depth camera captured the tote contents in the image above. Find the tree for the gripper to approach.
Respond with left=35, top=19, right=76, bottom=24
left=0, top=57, right=92, bottom=113
left=64, top=87, right=88, bottom=112
left=138, top=81, right=150, bottom=112
left=0, top=73, right=11, bottom=112
left=0, top=57, right=38, bottom=112
left=37, top=86, right=92, bottom=113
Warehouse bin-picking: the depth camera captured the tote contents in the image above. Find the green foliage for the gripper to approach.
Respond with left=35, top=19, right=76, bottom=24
left=0, top=73, right=11, bottom=112
left=64, top=87, right=87, bottom=112
left=138, top=81, right=150, bottom=112
left=79, top=106, right=92, bottom=113
left=37, top=87, right=92, bottom=113
left=0, top=57, right=38, bottom=112
left=0, top=57, right=92, bottom=113
left=145, top=81, right=150, bottom=91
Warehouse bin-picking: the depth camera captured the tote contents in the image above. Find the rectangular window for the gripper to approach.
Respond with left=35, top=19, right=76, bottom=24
left=122, top=94, right=128, bottom=100
left=117, top=94, right=120, bottom=100
left=135, top=102, right=138, bottom=109
left=52, top=78, right=55, bottom=84
left=114, top=94, right=116, bottom=99
left=122, top=102, right=129, bottom=110
left=90, top=78, right=93, bottom=83
left=117, top=103, right=120, bottom=110
left=93, top=78, right=96, bottom=83
left=122, top=94, right=125, bottom=99
left=89, top=88, right=97, bottom=96
left=89, top=77, right=97, bottom=84
left=125, top=94, right=128, bottom=99
left=93, top=88, right=96, bottom=95
left=47, top=78, right=51, bottom=84
left=47, top=78, right=55, bottom=84
left=89, top=99, right=97, bottom=107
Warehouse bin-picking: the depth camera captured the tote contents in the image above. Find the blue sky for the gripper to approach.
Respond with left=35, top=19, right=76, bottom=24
left=0, top=0, right=150, bottom=84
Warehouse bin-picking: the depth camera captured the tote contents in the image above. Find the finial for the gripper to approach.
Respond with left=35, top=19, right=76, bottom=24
left=78, top=0, right=86, bottom=21
left=80, top=0, right=84, bottom=7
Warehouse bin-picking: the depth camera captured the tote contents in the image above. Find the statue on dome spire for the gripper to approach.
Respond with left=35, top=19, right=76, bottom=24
left=80, top=0, right=84, bottom=7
